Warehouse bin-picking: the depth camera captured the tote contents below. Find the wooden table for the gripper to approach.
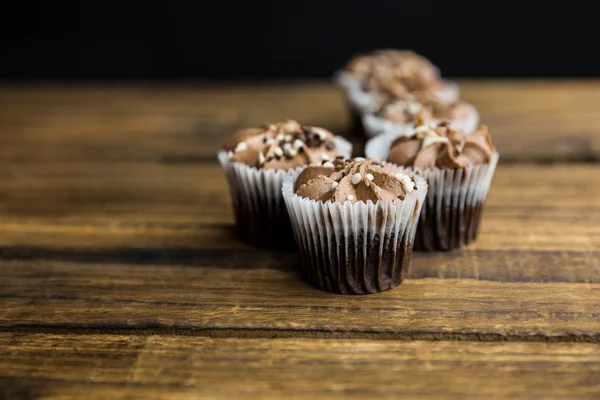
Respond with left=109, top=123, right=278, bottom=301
left=1, top=81, right=599, bottom=399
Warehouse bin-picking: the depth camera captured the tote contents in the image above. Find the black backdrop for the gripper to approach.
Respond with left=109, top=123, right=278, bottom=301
left=1, top=1, right=596, bottom=81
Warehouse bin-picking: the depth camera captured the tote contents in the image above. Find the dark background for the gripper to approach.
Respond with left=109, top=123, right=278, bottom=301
left=1, top=1, right=595, bottom=81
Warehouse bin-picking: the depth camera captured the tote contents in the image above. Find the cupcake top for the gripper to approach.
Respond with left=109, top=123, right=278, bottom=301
left=224, top=120, right=341, bottom=170
left=387, top=121, right=495, bottom=170
left=294, top=157, right=417, bottom=204
left=344, top=49, right=443, bottom=103
left=375, top=93, right=471, bottom=125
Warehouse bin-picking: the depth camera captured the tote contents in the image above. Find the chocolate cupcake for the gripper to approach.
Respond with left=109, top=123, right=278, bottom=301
left=365, top=121, right=498, bottom=251
left=282, top=158, right=427, bottom=294
left=334, top=50, right=460, bottom=126
left=219, top=120, right=352, bottom=250
left=362, top=91, right=479, bottom=138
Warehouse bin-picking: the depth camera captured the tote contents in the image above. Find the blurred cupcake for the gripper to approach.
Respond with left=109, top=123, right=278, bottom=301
left=282, top=157, right=427, bottom=294
left=335, top=49, right=459, bottom=118
left=362, top=91, right=479, bottom=138
left=365, top=120, right=498, bottom=251
left=219, top=120, right=352, bottom=250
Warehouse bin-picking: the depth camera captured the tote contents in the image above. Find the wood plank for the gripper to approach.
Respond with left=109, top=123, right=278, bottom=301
left=0, top=84, right=599, bottom=338
left=1, top=81, right=600, bottom=162
left=1, top=334, right=599, bottom=400
left=0, top=164, right=598, bottom=283
left=1, top=260, right=599, bottom=339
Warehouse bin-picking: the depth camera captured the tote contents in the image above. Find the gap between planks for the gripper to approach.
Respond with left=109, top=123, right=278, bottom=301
left=1, top=326, right=599, bottom=343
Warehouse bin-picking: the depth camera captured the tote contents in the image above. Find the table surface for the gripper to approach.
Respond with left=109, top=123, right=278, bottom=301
left=1, top=81, right=599, bottom=399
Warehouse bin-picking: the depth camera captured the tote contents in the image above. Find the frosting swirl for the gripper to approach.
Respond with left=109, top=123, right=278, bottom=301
left=344, top=49, right=444, bottom=105
left=376, top=93, right=472, bottom=125
left=224, top=120, right=341, bottom=170
left=294, top=158, right=418, bottom=204
left=387, top=121, right=495, bottom=170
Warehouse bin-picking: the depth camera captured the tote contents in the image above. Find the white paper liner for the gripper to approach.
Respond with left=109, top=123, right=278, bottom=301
left=435, top=80, right=461, bottom=104
left=361, top=103, right=479, bottom=138
left=365, top=135, right=499, bottom=250
left=365, top=130, right=406, bottom=162
left=218, top=136, right=352, bottom=249
left=408, top=153, right=498, bottom=251
left=334, top=70, right=461, bottom=114
left=281, top=171, right=427, bottom=294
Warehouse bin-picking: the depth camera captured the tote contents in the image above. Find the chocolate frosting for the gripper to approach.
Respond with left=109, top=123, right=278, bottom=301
left=224, top=120, right=341, bottom=170
left=375, top=92, right=470, bottom=124
left=344, top=50, right=443, bottom=104
left=294, top=158, right=417, bottom=204
left=387, top=121, right=495, bottom=170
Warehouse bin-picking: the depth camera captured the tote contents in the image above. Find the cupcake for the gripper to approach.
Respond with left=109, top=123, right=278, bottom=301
left=365, top=120, right=498, bottom=251
left=282, top=157, right=427, bottom=294
left=219, top=120, right=352, bottom=250
left=362, top=91, right=479, bottom=138
left=334, top=50, right=459, bottom=123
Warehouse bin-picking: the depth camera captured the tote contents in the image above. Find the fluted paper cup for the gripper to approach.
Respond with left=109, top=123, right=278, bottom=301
left=334, top=70, right=376, bottom=114
left=362, top=103, right=479, bottom=138
left=410, top=155, right=498, bottom=251
left=218, top=136, right=352, bottom=250
left=282, top=171, right=427, bottom=294
left=365, top=133, right=499, bottom=251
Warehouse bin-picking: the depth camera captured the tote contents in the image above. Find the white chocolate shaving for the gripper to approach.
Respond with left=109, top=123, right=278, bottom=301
left=414, top=124, right=431, bottom=135
left=407, top=101, right=422, bottom=115
left=234, top=142, right=247, bottom=153
left=422, top=135, right=449, bottom=149
left=312, top=128, right=328, bottom=140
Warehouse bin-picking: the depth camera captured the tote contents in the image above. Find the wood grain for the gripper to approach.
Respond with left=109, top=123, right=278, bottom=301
left=0, top=81, right=600, bottom=399
left=1, top=81, right=600, bottom=162
left=1, top=260, right=599, bottom=339
left=0, top=89, right=599, bottom=330
left=1, top=334, right=599, bottom=400
left=1, top=83, right=600, bottom=398
left=0, top=163, right=598, bottom=282
left=0, top=120, right=599, bottom=338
